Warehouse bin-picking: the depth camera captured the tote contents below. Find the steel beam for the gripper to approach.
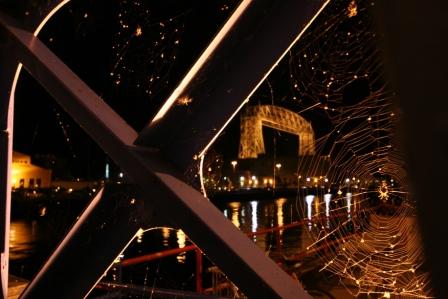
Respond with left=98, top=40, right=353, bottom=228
left=0, top=2, right=69, bottom=296
left=20, top=187, right=147, bottom=298
left=0, top=38, right=16, bottom=299
left=0, top=20, right=311, bottom=298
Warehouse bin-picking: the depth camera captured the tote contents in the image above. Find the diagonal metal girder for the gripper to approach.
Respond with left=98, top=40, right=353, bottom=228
left=0, top=3, right=69, bottom=296
left=0, top=19, right=313, bottom=299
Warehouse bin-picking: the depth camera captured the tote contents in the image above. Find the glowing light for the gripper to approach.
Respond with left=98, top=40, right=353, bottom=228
left=176, top=229, right=187, bottom=263
left=324, top=193, right=332, bottom=217
left=229, top=202, right=240, bottom=228
left=136, top=229, right=143, bottom=243
left=378, top=180, right=389, bottom=201
left=162, top=227, right=170, bottom=247
left=199, top=154, right=207, bottom=197
left=134, top=25, right=142, bottom=36
left=176, top=229, right=186, bottom=249
left=176, top=96, right=192, bottom=106
left=250, top=201, right=258, bottom=233
left=276, top=198, right=286, bottom=227
left=105, top=163, right=109, bottom=179
left=33, top=0, right=71, bottom=37
left=346, top=192, right=352, bottom=215
left=305, top=195, right=314, bottom=220
left=314, top=196, right=320, bottom=215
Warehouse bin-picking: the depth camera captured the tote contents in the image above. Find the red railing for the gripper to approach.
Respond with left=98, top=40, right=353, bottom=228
left=119, top=208, right=369, bottom=293
left=121, top=244, right=203, bottom=293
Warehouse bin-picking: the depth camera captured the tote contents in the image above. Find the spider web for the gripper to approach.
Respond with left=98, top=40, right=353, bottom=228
left=202, top=0, right=433, bottom=297
left=281, top=1, right=432, bottom=297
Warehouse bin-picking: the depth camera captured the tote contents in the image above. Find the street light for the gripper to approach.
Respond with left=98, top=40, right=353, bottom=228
left=231, top=160, right=238, bottom=171
left=274, top=163, right=281, bottom=189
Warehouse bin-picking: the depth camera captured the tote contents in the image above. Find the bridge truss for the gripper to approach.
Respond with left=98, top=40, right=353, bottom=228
left=0, top=0, right=329, bottom=298
left=239, top=105, right=315, bottom=159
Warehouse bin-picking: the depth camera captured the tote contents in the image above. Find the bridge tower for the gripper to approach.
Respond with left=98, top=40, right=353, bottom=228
left=239, top=105, right=315, bottom=159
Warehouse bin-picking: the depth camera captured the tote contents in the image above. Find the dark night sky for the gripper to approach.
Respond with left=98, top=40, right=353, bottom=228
left=13, top=0, right=382, bottom=181
left=14, top=0, right=240, bottom=179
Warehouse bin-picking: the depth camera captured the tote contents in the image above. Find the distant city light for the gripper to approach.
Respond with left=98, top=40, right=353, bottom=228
left=119, top=172, right=123, bottom=178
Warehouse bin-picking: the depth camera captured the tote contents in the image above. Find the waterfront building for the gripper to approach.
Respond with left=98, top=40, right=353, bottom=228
left=11, top=151, right=52, bottom=189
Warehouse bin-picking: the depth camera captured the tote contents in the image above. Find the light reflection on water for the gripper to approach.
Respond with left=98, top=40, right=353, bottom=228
left=222, top=197, right=307, bottom=253
left=276, top=198, right=285, bottom=239
left=250, top=201, right=258, bottom=233
left=10, top=197, right=314, bottom=267
left=176, top=229, right=187, bottom=264
left=10, top=221, right=38, bottom=260
left=229, top=202, right=241, bottom=228
left=162, top=227, right=170, bottom=247
left=124, top=197, right=309, bottom=262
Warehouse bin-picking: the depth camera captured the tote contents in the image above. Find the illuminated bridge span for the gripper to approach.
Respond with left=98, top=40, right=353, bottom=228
left=239, top=105, right=315, bottom=159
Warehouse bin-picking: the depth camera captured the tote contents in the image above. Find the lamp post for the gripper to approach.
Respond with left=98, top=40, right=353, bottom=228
left=274, top=163, right=281, bottom=189
left=231, top=160, right=238, bottom=189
